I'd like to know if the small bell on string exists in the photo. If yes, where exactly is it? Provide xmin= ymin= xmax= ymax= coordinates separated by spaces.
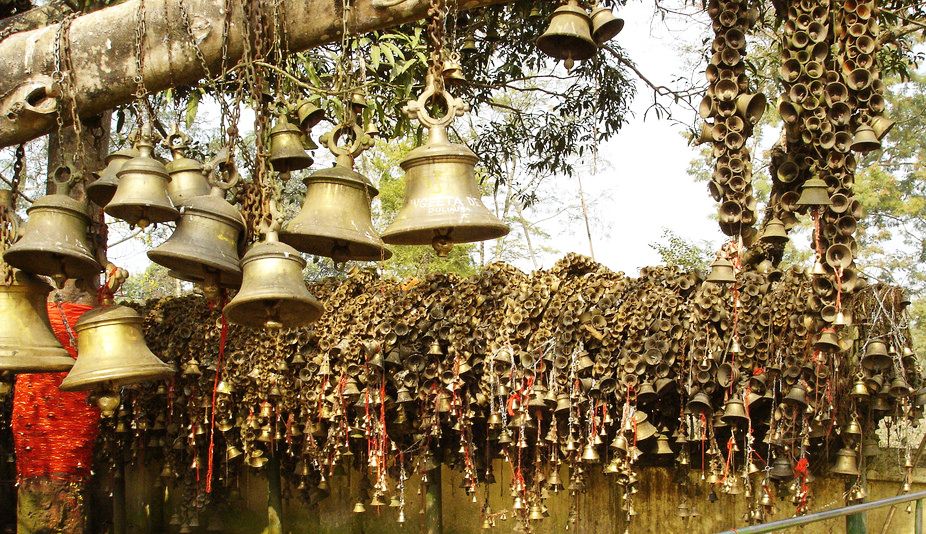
xmin=832 ymin=448 xmax=860 ymax=476
xmin=106 ymin=126 xmax=180 ymax=228
xmin=295 ymin=99 xmax=326 ymax=132
xmin=269 ymin=115 xmax=313 ymax=173
xmin=536 ymin=0 xmax=597 ymax=70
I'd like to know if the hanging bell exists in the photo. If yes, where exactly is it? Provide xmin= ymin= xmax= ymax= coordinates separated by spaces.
xmin=813 ymin=328 xmax=840 ymax=352
xmin=686 ymin=391 xmax=713 ymax=416
xmin=106 ymin=130 xmax=179 ymax=228
xmin=851 ymin=124 xmax=881 ymax=153
xmin=581 ymin=442 xmax=600 ymax=463
xmin=461 ymin=35 xmax=478 ymax=53
xmin=536 ymin=0 xmax=597 ymax=70
xmin=269 ymin=115 xmax=313 ymax=173
xmin=0 ymin=271 xmax=73 ymax=373
xmin=654 ymin=434 xmax=674 ymax=456
xmin=223 ymin=231 xmax=323 ymax=329
xmin=590 ymin=5 xmax=624 ymax=45
xmin=59 ymin=304 xmax=174 ymax=391
xmin=861 ymin=341 xmax=891 ymax=371
xmin=86 ymin=147 xmax=138 ymax=207
xmin=281 ymin=124 xmax=391 ymax=262
xmin=782 ymin=384 xmax=808 ymax=409
xmin=832 ymin=448 xmax=860 ymax=476
xmin=850 ymin=378 xmax=870 ymax=398
xmin=163 ymin=132 xmax=211 ymax=207
xmin=4 ymin=167 xmax=102 ymax=287
xmin=769 ymin=455 xmax=793 ymax=480
xmin=706 ymin=256 xmax=736 ymax=284
xmin=795 ymin=177 xmax=832 ymax=207
xmin=761 ymin=217 xmax=788 ymax=244
xmin=382 ymin=78 xmax=508 ymax=256
xmin=721 ymin=397 xmax=749 ymax=426
xmin=295 ymin=100 xmax=326 ymax=131
xmin=889 ymin=376 xmax=912 ymax=398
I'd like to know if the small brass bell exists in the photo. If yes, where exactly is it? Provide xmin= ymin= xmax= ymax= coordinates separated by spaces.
xmin=851 ymin=124 xmax=881 ymax=153
xmin=352 ymin=501 xmax=366 ymax=514
xmin=4 ymin=168 xmax=102 ymax=286
xmin=782 ymin=384 xmax=808 ymax=409
xmin=654 ymin=434 xmax=674 ymax=456
xmin=813 ymin=328 xmax=840 ymax=352
xmin=223 ymin=230 xmax=323 ymax=329
xmin=59 ymin=304 xmax=174 ymax=391
xmin=686 ymin=392 xmax=713 ymax=416
xmin=536 ymin=0 xmax=597 ymax=70
xmin=461 ymin=35 xmax=478 ymax=54
xmin=106 ymin=130 xmax=180 ymax=228
xmin=890 ymin=376 xmax=912 ymax=398
xmin=706 ymin=256 xmax=736 ymax=284
xmin=761 ymin=217 xmax=788 ymax=244
xmin=581 ymin=442 xmax=600 ymax=463
xmin=382 ymin=78 xmax=508 ymax=255
xmin=795 ymin=177 xmax=832 ymax=207
xmin=148 ymin=179 xmax=245 ymax=289
xmin=769 ymin=456 xmax=793 ymax=480
xmin=721 ymin=397 xmax=749 ymax=426
xmin=86 ymin=148 xmax=138 ymax=207
xmin=832 ymin=448 xmax=860 ymax=476
xmin=268 ymin=115 xmax=313 ymax=173
xmin=163 ymin=131 xmax=211 ymax=206
xmin=0 ymin=271 xmax=73 ymax=373
xmin=589 ymin=5 xmax=624 ymax=45
xmin=295 ymin=100 xmax=326 ymax=131
xmin=850 ymin=378 xmax=870 ymax=398
xmin=529 ymin=503 xmax=544 ymax=521
xmin=281 ymin=123 xmax=391 ymax=262
xmin=861 ymin=341 xmax=891 ymax=371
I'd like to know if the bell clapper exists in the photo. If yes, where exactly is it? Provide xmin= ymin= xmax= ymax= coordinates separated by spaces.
xmin=432 ymin=231 xmax=454 ymax=257
xmin=94 ymin=387 xmax=122 ymax=418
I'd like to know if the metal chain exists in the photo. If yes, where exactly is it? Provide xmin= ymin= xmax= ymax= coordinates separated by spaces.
xmin=53 ymin=292 xmax=79 ymax=349
xmin=58 ymin=15 xmax=86 ymax=173
xmin=426 ymin=0 xmax=448 ymax=92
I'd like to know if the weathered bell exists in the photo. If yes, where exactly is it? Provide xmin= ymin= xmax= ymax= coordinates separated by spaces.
xmin=851 ymin=124 xmax=881 ymax=153
xmin=86 ymin=148 xmax=138 ymax=207
xmin=861 ymin=341 xmax=891 ymax=371
xmin=4 ymin=169 xmax=102 ymax=287
xmin=890 ymin=376 xmax=912 ymax=398
xmin=536 ymin=0 xmax=597 ymax=70
xmin=633 ymin=411 xmax=658 ymax=441
xmin=382 ymin=84 xmax=508 ymax=256
xmin=269 ymin=115 xmax=313 ymax=173
xmin=706 ymin=256 xmax=736 ymax=284
xmin=686 ymin=391 xmax=713 ymax=416
xmin=813 ymin=328 xmax=840 ymax=352
xmin=281 ymin=151 xmax=391 ymax=262
xmin=761 ymin=217 xmax=789 ymax=244
xmin=581 ymin=442 xmax=600 ymax=463
xmin=164 ymin=135 xmax=211 ymax=207
xmin=850 ymin=378 xmax=870 ymax=398
xmin=106 ymin=133 xmax=180 ymax=228
xmin=295 ymin=100 xmax=326 ymax=131
xmin=654 ymin=434 xmax=673 ymax=456
xmin=148 ymin=186 xmax=245 ymax=289
xmin=832 ymin=448 xmax=860 ymax=476
xmin=0 ymin=271 xmax=73 ymax=372
xmin=590 ymin=5 xmax=624 ymax=45
xmin=782 ymin=384 xmax=807 ymax=409
xmin=59 ymin=304 xmax=174 ymax=391
xmin=769 ymin=455 xmax=793 ymax=480
xmin=795 ymin=177 xmax=832 ymax=207
xmin=871 ymin=116 xmax=895 ymax=141
xmin=637 ymin=381 xmax=656 ymax=404
xmin=721 ymin=397 xmax=749 ymax=426
xmin=223 ymin=231 xmax=323 ymax=329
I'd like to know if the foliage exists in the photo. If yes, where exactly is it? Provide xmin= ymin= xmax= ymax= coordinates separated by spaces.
xmin=119 ymin=263 xmax=180 ymax=302
xmin=649 ymin=228 xmax=712 ymax=273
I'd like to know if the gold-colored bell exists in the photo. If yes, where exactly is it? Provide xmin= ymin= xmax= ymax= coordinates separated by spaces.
xmin=890 ymin=376 xmax=912 ymax=398
xmin=721 ymin=397 xmax=749 ymax=426
xmin=382 ymin=77 xmax=508 ymax=256
xmin=529 ymin=503 xmax=544 ymax=521
xmin=761 ymin=217 xmax=788 ymax=244
xmin=581 ymin=442 xmax=600 ymax=463
xmin=536 ymin=0 xmax=597 ymax=70
xmin=281 ymin=122 xmax=391 ymax=262
xmin=268 ymin=115 xmax=313 ymax=173
xmin=825 ymin=243 xmax=853 ymax=270
xmin=832 ymin=448 xmax=860 ymax=476
xmin=0 ymin=271 xmax=73 ymax=373
xmin=223 ymin=230 xmax=323 ymax=329
xmin=589 ymin=5 xmax=624 ymax=45
xmin=795 ymin=177 xmax=832 ymax=207
xmin=163 ymin=131 xmax=211 ymax=207
xmin=59 ymin=304 xmax=174 ymax=391
xmin=654 ymin=433 xmax=674 ymax=455
xmin=86 ymin=148 xmax=138 ymax=207
xmin=861 ymin=341 xmax=891 ymax=371
xmin=686 ymin=391 xmax=713 ymax=416
xmin=706 ymin=256 xmax=736 ymax=284
xmin=871 ymin=115 xmax=895 ymax=141
xmin=4 ymin=167 xmax=102 ymax=286
xmin=782 ymin=384 xmax=807 ymax=409
xmin=851 ymin=124 xmax=881 ymax=153
xmin=850 ymin=378 xmax=870 ymax=398
xmin=148 ymin=173 xmax=245 ymax=289
xmin=106 ymin=130 xmax=180 ymax=228
xmin=295 ymin=99 xmax=326 ymax=131
xmin=813 ymin=328 xmax=840 ymax=352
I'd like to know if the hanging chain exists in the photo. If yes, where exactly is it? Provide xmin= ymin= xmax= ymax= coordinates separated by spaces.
xmin=133 ymin=0 xmax=151 ymax=134
xmin=51 ymin=14 xmax=86 ymax=172
xmin=426 ymin=0 xmax=448 ymax=92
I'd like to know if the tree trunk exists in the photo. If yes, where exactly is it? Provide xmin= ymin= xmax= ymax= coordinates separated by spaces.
xmin=0 ymin=0 xmax=512 ymax=148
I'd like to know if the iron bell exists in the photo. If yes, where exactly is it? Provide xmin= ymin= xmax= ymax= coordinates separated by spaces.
xmin=795 ymin=177 xmax=832 ymax=207
xmin=0 ymin=271 xmax=73 ymax=373
xmin=706 ymin=256 xmax=736 ymax=284
xmin=590 ymin=5 xmax=624 ymax=45
xmin=148 ymin=183 xmax=245 ymax=290
xmin=223 ymin=231 xmax=323 ymax=329
xmin=269 ymin=115 xmax=313 ymax=173
xmin=832 ymin=448 xmax=860 ymax=476
xmin=281 ymin=124 xmax=391 ymax=262
xmin=59 ymin=304 xmax=174 ymax=391
xmin=164 ymin=132 xmax=211 ymax=207
xmin=86 ymin=148 xmax=138 ymax=207
xmin=536 ymin=0 xmax=597 ymax=70
xmin=106 ymin=132 xmax=180 ymax=228
xmin=382 ymin=78 xmax=508 ymax=256
xmin=4 ymin=168 xmax=102 ymax=287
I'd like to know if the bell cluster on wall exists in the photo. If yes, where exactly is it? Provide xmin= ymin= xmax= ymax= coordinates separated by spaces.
xmin=70 ymin=253 xmax=920 ymax=530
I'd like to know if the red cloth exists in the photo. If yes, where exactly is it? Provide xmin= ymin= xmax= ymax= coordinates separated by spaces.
xmin=11 ymin=302 xmax=99 ymax=481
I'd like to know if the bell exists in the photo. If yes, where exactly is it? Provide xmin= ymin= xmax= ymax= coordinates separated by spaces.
xmin=832 ymin=448 xmax=860 ymax=476
xmin=148 ymin=185 xmax=245 ymax=289
xmin=4 ymin=175 xmax=101 ymax=288
xmin=295 ymin=100 xmax=326 ymax=131
xmin=851 ymin=124 xmax=881 ymax=153
xmin=769 ymin=455 xmax=793 ymax=480
xmin=581 ymin=442 xmax=600 ymax=463
xmin=736 ymin=93 xmax=767 ymax=125
xmin=269 ymin=115 xmax=313 ymax=173
xmin=461 ymin=35 xmax=478 ymax=53
xmin=825 ymin=243 xmax=853 ymax=270
xmin=654 ymin=433 xmax=673 ymax=456
xmin=381 ymin=82 xmax=508 ymax=256
xmin=871 ymin=116 xmax=895 ymax=141
xmin=105 ymin=131 xmax=180 ymax=228
xmin=397 ymin=510 xmax=406 ymax=524
xmin=59 ymin=304 xmax=174 ymax=391
xmin=796 ymin=177 xmax=832 ymax=207
xmin=281 ymin=135 xmax=391 ymax=261
xmin=529 ymin=503 xmax=544 ymax=521
xmin=761 ymin=217 xmax=788 ymax=244
xmin=890 ymin=376 xmax=912 ymax=398
xmin=782 ymin=384 xmax=807 ymax=409
xmin=843 ymin=417 xmax=863 ymax=438
xmin=706 ymin=256 xmax=736 ymax=284
xmin=862 ymin=341 xmax=891 ymax=371
xmin=686 ymin=391 xmax=713 ymax=416
xmin=86 ymin=148 xmax=138 ymax=207
xmin=353 ymin=501 xmax=366 ymax=514
xmin=721 ymin=397 xmax=749 ymax=426
xmin=589 ymin=5 xmax=624 ymax=45
xmin=0 ymin=271 xmax=73 ymax=372
xmin=223 ymin=231 xmax=323 ymax=329
xmin=535 ymin=0 xmax=597 ymax=70
xmin=813 ymin=328 xmax=840 ymax=352
xmin=163 ymin=132 xmax=211 ymax=207
xmin=850 ymin=379 xmax=870 ymax=398
xmin=633 ymin=411 xmax=658 ymax=441
xmin=636 ymin=381 xmax=656 ymax=404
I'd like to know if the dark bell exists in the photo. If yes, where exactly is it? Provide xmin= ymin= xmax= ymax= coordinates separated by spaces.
xmin=86 ymin=148 xmax=138 ymax=207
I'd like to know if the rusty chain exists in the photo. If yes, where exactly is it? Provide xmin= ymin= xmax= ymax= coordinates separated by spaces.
xmin=426 ymin=0 xmax=448 ymax=93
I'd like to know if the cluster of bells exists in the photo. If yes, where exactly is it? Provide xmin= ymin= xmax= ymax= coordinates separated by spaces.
xmin=535 ymin=0 xmax=624 ymax=70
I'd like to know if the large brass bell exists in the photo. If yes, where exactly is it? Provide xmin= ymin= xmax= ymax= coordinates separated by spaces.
xmin=0 ymin=271 xmax=73 ymax=372
xmin=223 ymin=230 xmax=323 ymax=329
xmin=832 ymin=448 xmax=860 ymax=476
xmin=4 ymin=167 xmax=101 ymax=287
xmin=148 ymin=153 xmax=246 ymax=290
xmin=796 ymin=177 xmax=832 ymax=207
xmin=59 ymin=303 xmax=174 ymax=391
xmin=86 ymin=147 xmax=138 ymax=207
xmin=536 ymin=0 xmax=597 ymax=70
xmin=706 ymin=256 xmax=736 ymax=284
xmin=105 ymin=128 xmax=180 ymax=228
xmin=382 ymin=77 xmax=508 ymax=256
xmin=281 ymin=122 xmax=391 ymax=262
xmin=761 ymin=217 xmax=788 ymax=244
xmin=163 ymin=130 xmax=211 ymax=207
xmin=861 ymin=341 xmax=891 ymax=371
xmin=589 ymin=4 xmax=624 ymax=45
xmin=269 ymin=115 xmax=313 ymax=173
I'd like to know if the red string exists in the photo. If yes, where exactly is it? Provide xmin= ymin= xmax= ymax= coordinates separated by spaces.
xmin=12 ymin=302 xmax=98 ymax=482
xmin=205 ymin=310 xmax=229 ymax=494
